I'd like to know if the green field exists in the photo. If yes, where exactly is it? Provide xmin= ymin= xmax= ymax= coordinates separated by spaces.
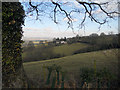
xmin=23 ymin=49 xmax=118 ymax=85
xmin=22 ymin=43 xmax=90 ymax=61
xmin=53 ymin=43 xmax=90 ymax=56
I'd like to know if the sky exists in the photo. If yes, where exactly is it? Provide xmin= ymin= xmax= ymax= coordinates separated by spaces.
xmin=20 ymin=0 xmax=119 ymax=39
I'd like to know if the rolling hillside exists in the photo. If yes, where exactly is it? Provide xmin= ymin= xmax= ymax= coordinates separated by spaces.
xmin=53 ymin=43 xmax=90 ymax=56
xmin=22 ymin=43 xmax=90 ymax=62
xmin=23 ymin=49 xmax=118 ymax=86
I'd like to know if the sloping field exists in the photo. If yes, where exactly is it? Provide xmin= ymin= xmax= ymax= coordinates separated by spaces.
xmin=23 ymin=49 xmax=118 ymax=82
xmin=53 ymin=43 xmax=90 ymax=56
xmin=22 ymin=43 xmax=90 ymax=61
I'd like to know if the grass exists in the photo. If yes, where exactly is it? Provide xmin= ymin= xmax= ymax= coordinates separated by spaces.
xmin=23 ymin=49 xmax=118 ymax=84
xmin=22 ymin=43 xmax=90 ymax=60
xmin=53 ymin=43 xmax=90 ymax=56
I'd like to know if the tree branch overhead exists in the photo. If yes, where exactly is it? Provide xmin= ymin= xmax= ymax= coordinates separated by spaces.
xmin=28 ymin=0 xmax=120 ymax=30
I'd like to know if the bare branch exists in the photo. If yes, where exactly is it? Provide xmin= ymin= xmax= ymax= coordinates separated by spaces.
xmin=76 ymin=0 xmax=120 ymax=25
xmin=53 ymin=4 xmax=58 ymax=24
xmin=27 ymin=0 xmax=120 ymax=31
xmin=79 ymin=11 xmax=87 ymax=29
xmin=29 ymin=0 xmax=43 ymax=20
xmin=51 ymin=0 xmax=73 ymax=29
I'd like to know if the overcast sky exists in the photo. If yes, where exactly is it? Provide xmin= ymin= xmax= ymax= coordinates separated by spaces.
xmin=21 ymin=0 xmax=118 ymax=38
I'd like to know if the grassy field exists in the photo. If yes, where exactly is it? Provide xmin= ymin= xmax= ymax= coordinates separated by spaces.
xmin=23 ymin=49 xmax=118 ymax=86
xmin=53 ymin=43 xmax=90 ymax=56
xmin=22 ymin=43 xmax=90 ymax=60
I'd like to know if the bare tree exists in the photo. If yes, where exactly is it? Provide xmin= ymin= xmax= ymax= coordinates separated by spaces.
xmin=23 ymin=0 xmax=119 ymax=31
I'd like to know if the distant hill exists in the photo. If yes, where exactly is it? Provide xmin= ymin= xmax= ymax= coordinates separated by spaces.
xmin=22 ymin=37 xmax=53 ymax=41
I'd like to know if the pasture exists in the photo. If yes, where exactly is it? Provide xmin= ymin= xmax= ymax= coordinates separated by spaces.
xmin=23 ymin=49 xmax=118 ymax=87
xmin=22 ymin=43 xmax=90 ymax=62
xmin=53 ymin=43 xmax=90 ymax=56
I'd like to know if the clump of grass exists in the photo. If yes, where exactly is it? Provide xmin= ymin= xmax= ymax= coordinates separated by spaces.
xmin=51 ymin=71 xmax=56 ymax=88
xmin=60 ymin=71 xmax=67 ymax=88
xmin=44 ymin=64 xmax=67 ymax=88
xmin=56 ymin=65 xmax=61 ymax=85
xmin=45 ymin=66 xmax=53 ymax=85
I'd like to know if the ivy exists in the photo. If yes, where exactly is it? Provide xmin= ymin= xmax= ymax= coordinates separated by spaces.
xmin=2 ymin=2 xmax=25 ymax=87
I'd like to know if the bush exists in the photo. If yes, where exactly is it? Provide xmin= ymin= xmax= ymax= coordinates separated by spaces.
xmin=80 ymin=68 xmax=94 ymax=83
xmin=79 ymin=67 xmax=117 ymax=88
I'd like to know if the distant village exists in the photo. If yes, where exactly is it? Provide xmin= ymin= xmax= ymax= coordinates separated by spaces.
xmin=22 ymin=37 xmax=68 ymax=47
xmin=22 ymin=32 xmax=118 ymax=47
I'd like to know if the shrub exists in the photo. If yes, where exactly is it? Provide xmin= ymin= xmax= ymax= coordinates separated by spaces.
xmin=79 ymin=67 xmax=116 ymax=88
xmin=80 ymin=68 xmax=94 ymax=83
